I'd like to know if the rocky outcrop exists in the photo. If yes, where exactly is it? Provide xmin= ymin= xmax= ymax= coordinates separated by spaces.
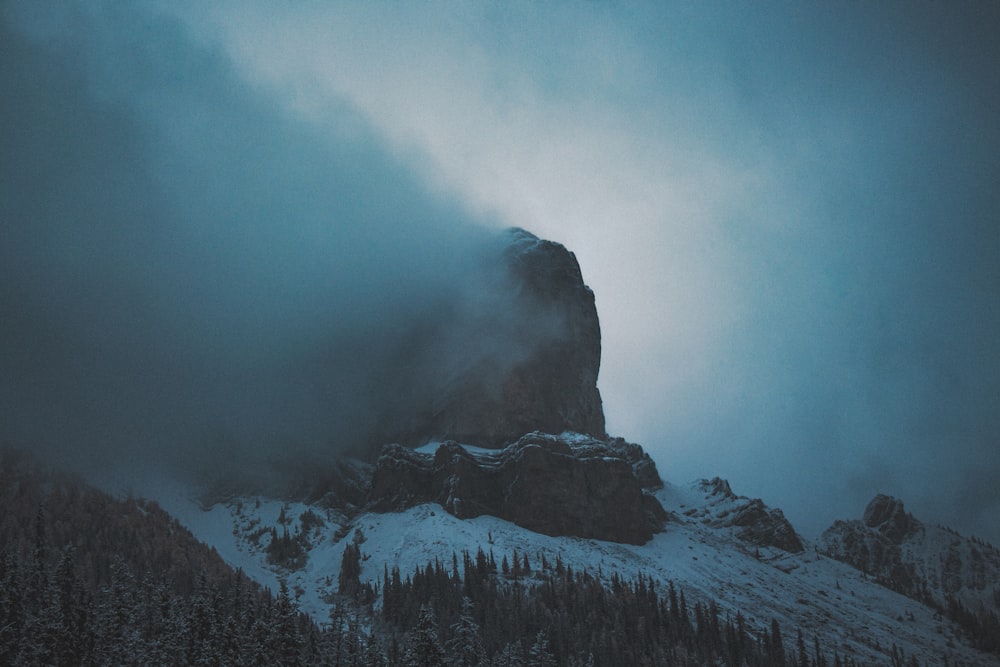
xmin=418 ymin=228 xmax=605 ymax=447
xmin=862 ymin=493 xmax=919 ymax=543
xmin=821 ymin=495 xmax=1000 ymax=616
xmin=821 ymin=495 xmax=925 ymax=599
xmin=684 ymin=478 xmax=804 ymax=553
xmin=368 ymin=432 xmax=665 ymax=544
xmin=611 ymin=439 xmax=663 ymax=488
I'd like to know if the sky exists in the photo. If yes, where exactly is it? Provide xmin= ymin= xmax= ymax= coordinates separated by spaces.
xmin=2 ymin=1 xmax=998 ymax=543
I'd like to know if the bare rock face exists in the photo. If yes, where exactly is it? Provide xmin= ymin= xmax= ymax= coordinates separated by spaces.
xmin=821 ymin=516 xmax=920 ymax=600
xmin=821 ymin=495 xmax=1000 ymax=617
xmin=684 ymin=478 xmax=805 ymax=553
xmin=368 ymin=432 xmax=665 ymax=545
xmin=821 ymin=495 xmax=923 ymax=597
xmin=862 ymin=493 xmax=919 ymax=543
xmin=421 ymin=228 xmax=606 ymax=447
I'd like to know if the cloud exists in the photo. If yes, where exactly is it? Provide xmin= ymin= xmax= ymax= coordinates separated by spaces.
xmin=173 ymin=0 xmax=766 ymax=445
xmin=3 ymin=1 xmax=998 ymax=544
xmin=170 ymin=1 xmax=1000 ymax=542
xmin=0 ymin=1 xmax=558 ymax=479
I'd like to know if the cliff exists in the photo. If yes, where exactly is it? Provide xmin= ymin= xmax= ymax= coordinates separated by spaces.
xmin=368 ymin=432 xmax=665 ymax=545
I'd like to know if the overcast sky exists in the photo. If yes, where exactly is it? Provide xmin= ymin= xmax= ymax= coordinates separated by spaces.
xmin=2 ymin=1 xmax=998 ymax=542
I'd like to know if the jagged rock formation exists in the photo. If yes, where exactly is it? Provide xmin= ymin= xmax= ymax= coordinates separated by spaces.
xmin=368 ymin=432 xmax=665 ymax=544
xmin=821 ymin=495 xmax=1000 ymax=615
xmin=418 ymin=228 xmax=606 ymax=447
xmin=680 ymin=478 xmax=804 ymax=553
xmin=862 ymin=493 xmax=921 ymax=543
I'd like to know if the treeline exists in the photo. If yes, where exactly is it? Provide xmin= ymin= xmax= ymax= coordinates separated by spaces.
xmin=0 ymin=451 xmax=236 ymax=595
xmin=0 ymin=448 xmax=334 ymax=665
xmin=0 ymin=546 xmax=329 ymax=666
xmin=371 ymin=547 xmax=926 ymax=667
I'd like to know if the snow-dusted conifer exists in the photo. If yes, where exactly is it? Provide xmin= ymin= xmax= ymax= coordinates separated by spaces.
xmin=445 ymin=597 xmax=483 ymax=667
xmin=275 ymin=579 xmax=304 ymax=666
xmin=339 ymin=542 xmax=362 ymax=596
xmin=493 ymin=641 xmax=524 ymax=667
xmin=404 ymin=604 xmax=443 ymax=667
xmin=527 ymin=630 xmax=556 ymax=667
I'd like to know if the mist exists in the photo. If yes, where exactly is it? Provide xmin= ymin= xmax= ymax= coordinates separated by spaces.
xmin=162 ymin=1 xmax=1000 ymax=543
xmin=0 ymin=1 xmax=555 ymax=481
xmin=3 ymin=1 xmax=999 ymax=546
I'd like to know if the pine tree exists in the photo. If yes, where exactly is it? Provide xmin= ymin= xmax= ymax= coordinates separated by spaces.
xmin=797 ymin=626 xmax=809 ymax=667
xmin=814 ymin=635 xmax=826 ymax=667
xmin=32 ymin=505 xmax=48 ymax=595
xmin=339 ymin=542 xmax=362 ymax=597
xmin=527 ymin=630 xmax=557 ymax=667
xmin=96 ymin=557 xmax=143 ymax=666
xmin=0 ymin=549 xmax=23 ymax=663
xmin=404 ymin=604 xmax=444 ymax=667
xmin=769 ymin=618 xmax=786 ymax=667
xmin=361 ymin=629 xmax=386 ymax=667
xmin=344 ymin=614 xmax=362 ymax=665
xmin=445 ymin=597 xmax=484 ymax=667
xmin=51 ymin=547 xmax=91 ymax=666
xmin=275 ymin=579 xmax=303 ymax=666
xmin=493 ymin=641 xmax=524 ymax=667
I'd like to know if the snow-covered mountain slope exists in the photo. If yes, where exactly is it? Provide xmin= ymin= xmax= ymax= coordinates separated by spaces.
xmin=115 ymin=439 xmax=998 ymax=667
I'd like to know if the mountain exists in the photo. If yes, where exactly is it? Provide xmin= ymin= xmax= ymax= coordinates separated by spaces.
xmin=10 ymin=433 xmax=999 ymax=665
xmin=821 ymin=494 xmax=1000 ymax=654
xmin=7 ymin=228 xmax=999 ymax=665
xmin=114 ymin=432 xmax=997 ymax=667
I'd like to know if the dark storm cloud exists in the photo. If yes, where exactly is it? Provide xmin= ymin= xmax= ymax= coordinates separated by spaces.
xmin=0 ymin=1 xmax=540 ymax=478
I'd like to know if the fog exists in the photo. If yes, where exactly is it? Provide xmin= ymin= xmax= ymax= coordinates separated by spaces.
xmin=3 ymin=1 xmax=999 ymax=544
xmin=0 ymin=2 xmax=561 ymax=480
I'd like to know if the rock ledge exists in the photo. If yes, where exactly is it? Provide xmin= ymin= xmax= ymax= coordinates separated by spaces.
xmin=368 ymin=432 xmax=665 ymax=545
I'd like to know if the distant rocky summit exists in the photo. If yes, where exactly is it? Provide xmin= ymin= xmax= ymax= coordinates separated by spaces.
xmin=417 ymin=228 xmax=606 ymax=446
xmin=821 ymin=494 xmax=1000 ymax=616
xmin=861 ymin=493 xmax=921 ymax=542
xmin=681 ymin=477 xmax=804 ymax=553
xmin=368 ymin=432 xmax=665 ymax=545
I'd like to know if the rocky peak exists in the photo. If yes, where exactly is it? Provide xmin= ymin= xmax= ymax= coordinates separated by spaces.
xmin=368 ymin=432 xmax=665 ymax=545
xmin=862 ymin=494 xmax=919 ymax=542
xmin=421 ymin=228 xmax=605 ymax=447
xmin=687 ymin=478 xmax=804 ymax=553
xmin=821 ymin=495 xmax=1000 ymax=626
xmin=704 ymin=477 xmax=735 ymax=499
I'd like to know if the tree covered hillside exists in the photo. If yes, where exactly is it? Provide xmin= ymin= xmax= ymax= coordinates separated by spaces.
xmin=0 ymin=449 xmax=325 ymax=665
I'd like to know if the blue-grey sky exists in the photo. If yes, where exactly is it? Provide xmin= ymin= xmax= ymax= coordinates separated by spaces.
xmin=2 ymin=1 xmax=998 ymax=543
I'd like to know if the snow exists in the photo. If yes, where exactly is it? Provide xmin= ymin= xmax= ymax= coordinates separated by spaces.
xmin=93 ymin=458 xmax=997 ymax=666
xmin=413 ymin=441 xmax=499 ymax=458
xmin=822 ymin=510 xmax=1000 ymax=616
